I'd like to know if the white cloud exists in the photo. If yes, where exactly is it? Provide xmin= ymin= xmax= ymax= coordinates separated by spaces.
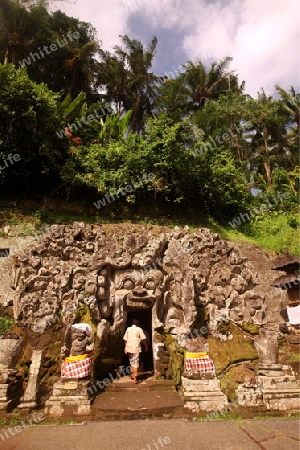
xmin=179 ymin=0 xmax=300 ymax=96
xmin=51 ymin=0 xmax=131 ymax=50
xmin=53 ymin=0 xmax=300 ymax=97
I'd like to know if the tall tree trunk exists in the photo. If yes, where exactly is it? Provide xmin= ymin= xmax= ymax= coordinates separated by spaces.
xmin=263 ymin=126 xmax=272 ymax=186
xmin=4 ymin=49 xmax=9 ymax=65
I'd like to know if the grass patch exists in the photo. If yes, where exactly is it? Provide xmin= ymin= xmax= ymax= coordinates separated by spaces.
xmin=195 ymin=408 xmax=242 ymax=421
xmin=0 ymin=203 xmax=298 ymax=255
xmin=249 ymin=215 xmax=299 ymax=255
xmin=208 ymin=213 xmax=299 ymax=256
xmin=0 ymin=316 xmax=14 ymax=335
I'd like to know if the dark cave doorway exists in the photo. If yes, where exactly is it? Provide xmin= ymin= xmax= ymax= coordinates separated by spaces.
xmin=123 ymin=309 xmax=154 ymax=374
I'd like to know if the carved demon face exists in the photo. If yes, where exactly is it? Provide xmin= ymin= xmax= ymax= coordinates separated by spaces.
xmin=114 ymin=268 xmax=164 ymax=309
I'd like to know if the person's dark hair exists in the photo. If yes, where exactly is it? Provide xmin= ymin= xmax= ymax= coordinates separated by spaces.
xmin=132 ymin=319 xmax=139 ymax=326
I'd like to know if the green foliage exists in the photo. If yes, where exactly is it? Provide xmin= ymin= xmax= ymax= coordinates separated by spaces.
xmin=0 ymin=316 xmax=14 ymax=335
xmin=0 ymin=0 xmax=50 ymax=66
xmin=198 ymin=148 xmax=251 ymax=220
xmin=243 ymin=213 xmax=299 ymax=255
xmin=88 ymin=110 xmax=132 ymax=144
xmin=0 ymin=1 xmax=100 ymax=97
xmin=62 ymin=113 xmax=250 ymax=220
xmin=158 ymin=57 xmax=242 ymax=120
xmin=98 ymin=35 xmax=159 ymax=132
xmin=0 ymin=4 xmax=298 ymax=235
xmin=58 ymin=91 xmax=87 ymax=123
xmin=0 ymin=64 xmax=68 ymax=190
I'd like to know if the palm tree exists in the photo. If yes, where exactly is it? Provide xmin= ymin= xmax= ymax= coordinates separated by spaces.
xmin=158 ymin=57 xmax=244 ymax=119
xmin=97 ymin=51 xmax=128 ymax=113
xmin=275 ymin=85 xmax=299 ymax=168
xmin=33 ymin=12 xmax=100 ymax=99
xmin=0 ymin=0 xmax=48 ymax=65
xmin=245 ymin=90 xmax=288 ymax=188
xmin=275 ymin=85 xmax=300 ymax=126
xmin=98 ymin=35 xmax=160 ymax=132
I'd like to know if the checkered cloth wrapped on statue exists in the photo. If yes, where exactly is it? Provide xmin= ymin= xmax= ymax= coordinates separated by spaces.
xmin=61 ymin=353 xmax=93 ymax=379
xmin=61 ymin=323 xmax=94 ymax=380
xmin=184 ymin=351 xmax=215 ymax=374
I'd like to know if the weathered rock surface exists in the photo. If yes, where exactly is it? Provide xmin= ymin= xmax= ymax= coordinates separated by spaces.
xmin=10 ymin=223 xmax=266 ymax=337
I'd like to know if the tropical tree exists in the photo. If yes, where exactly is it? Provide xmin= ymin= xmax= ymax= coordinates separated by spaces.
xmin=26 ymin=10 xmax=101 ymax=99
xmin=0 ymin=2 xmax=100 ymax=99
xmin=158 ymin=57 xmax=244 ymax=119
xmin=57 ymin=91 xmax=87 ymax=124
xmin=275 ymin=85 xmax=299 ymax=165
xmin=98 ymin=35 xmax=160 ymax=132
xmin=244 ymin=90 xmax=289 ymax=189
xmin=0 ymin=64 xmax=68 ymax=191
xmin=0 ymin=0 xmax=49 ymax=65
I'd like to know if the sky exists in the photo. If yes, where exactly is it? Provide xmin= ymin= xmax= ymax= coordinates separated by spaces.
xmin=51 ymin=0 xmax=300 ymax=97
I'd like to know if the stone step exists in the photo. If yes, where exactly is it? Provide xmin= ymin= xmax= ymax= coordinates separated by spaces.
xmin=94 ymin=406 xmax=187 ymax=421
xmin=93 ymin=390 xmax=189 ymax=421
xmin=105 ymin=376 xmax=176 ymax=392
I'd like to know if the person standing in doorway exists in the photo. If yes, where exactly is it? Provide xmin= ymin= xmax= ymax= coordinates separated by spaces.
xmin=123 ymin=319 xmax=148 ymax=384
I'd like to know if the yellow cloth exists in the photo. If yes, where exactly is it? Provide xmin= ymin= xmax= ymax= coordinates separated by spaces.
xmin=185 ymin=351 xmax=207 ymax=358
xmin=64 ymin=353 xmax=92 ymax=363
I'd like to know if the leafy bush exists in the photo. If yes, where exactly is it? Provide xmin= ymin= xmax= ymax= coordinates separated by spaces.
xmin=62 ymin=114 xmax=251 ymax=220
xmin=0 ymin=64 xmax=68 ymax=190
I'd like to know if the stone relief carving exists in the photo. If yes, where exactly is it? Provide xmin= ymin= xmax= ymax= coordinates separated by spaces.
xmin=11 ymin=224 xmax=266 ymax=336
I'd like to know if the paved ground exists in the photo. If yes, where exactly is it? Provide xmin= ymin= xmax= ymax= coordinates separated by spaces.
xmin=0 ymin=418 xmax=299 ymax=450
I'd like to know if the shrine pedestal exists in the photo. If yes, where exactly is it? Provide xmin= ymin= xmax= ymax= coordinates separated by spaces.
xmin=0 ymin=369 xmax=22 ymax=411
xmin=181 ymin=376 xmax=228 ymax=412
xmin=237 ymin=364 xmax=300 ymax=411
xmin=45 ymin=380 xmax=92 ymax=416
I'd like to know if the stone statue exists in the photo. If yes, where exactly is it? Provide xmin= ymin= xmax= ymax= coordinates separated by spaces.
xmin=254 ymin=329 xmax=278 ymax=365
xmin=61 ymin=323 xmax=94 ymax=381
xmin=182 ymin=336 xmax=215 ymax=379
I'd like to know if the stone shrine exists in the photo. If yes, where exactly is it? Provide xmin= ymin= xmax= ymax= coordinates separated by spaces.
xmin=236 ymin=256 xmax=300 ymax=411
xmin=11 ymin=223 xmax=265 ymax=382
xmin=45 ymin=323 xmax=94 ymax=416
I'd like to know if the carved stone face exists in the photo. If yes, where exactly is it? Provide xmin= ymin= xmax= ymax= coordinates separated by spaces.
xmin=70 ymin=328 xmax=88 ymax=356
xmin=72 ymin=272 xmax=86 ymax=290
xmin=114 ymin=268 xmax=164 ymax=309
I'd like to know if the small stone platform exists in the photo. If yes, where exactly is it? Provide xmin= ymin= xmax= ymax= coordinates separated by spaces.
xmin=45 ymin=380 xmax=92 ymax=417
xmin=181 ymin=376 xmax=228 ymax=412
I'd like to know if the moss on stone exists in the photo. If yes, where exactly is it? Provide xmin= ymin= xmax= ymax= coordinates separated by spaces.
xmin=208 ymin=323 xmax=258 ymax=375
xmin=160 ymin=331 xmax=184 ymax=385
xmin=74 ymin=302 xmax=97 ymax=335
xmin=239 ymin=322 xmax=260 ymax=335
xmin=219 ymin=364 xmax=257 ymax=401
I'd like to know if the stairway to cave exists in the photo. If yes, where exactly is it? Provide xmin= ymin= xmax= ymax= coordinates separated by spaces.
xmin=92 ymin=374 xmax=191 ymax=420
